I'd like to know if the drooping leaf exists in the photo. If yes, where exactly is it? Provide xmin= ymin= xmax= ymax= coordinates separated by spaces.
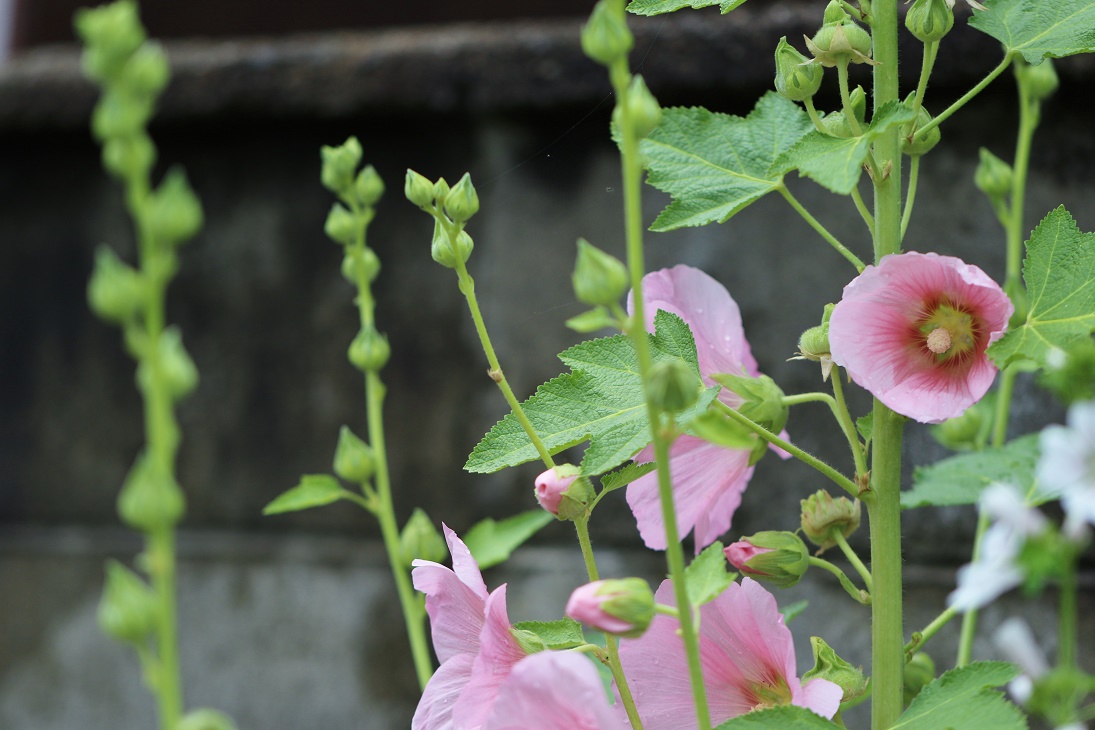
xmin=779 ymin=599 xmax=808 ymax=623
xmin=970 ymin=0 xmax=1095 ymax=64
xmin=627 ymin=0 xmax=747 ymax=15
xmin=771 ymin=100 xmax=916 ymax=195
xmin=890 ymin=661 xmax=1025 ymax=730
xmin=902 ymin=434 xmax=1049 ymax=509
xmin=511 ymin=618 xmax=587 ymax=650
xmin=463 ymin=510 xmax=554 ymax=570
xmin=988 ymin=206 xmax=1095 ymax=368
xmin=640 ymin=93 xmax=813 ymax=231
xmin=466 ymin=311 xmax=718 ymax=476
xmin=599 ymin=461 xmax=657 ymax=493
xmin=262 ymin=474 xmax=359 ymax=515
xmin=714 ymin=704 xmax=843 ymax=729
xmin=684 ymin=541 xmax=736 ymax=608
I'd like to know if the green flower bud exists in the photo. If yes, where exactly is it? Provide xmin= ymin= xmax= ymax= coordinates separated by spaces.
xmin=348 ymin=325 xmax=390 ymax=372
xmin=646 ymin=358 xmax=701 ymax=413
xmin=353 ymin=164 xmax=385 ymax=207
xmin=443 ymin=172 xmax=480 ymax=223
xmin=903 ymin=652 xmax=936 ymax=706
xmin=341 ymin=247 xmax=381 ymax=285
xmin=724 ymin=531 xmax=810 ymax=588
xmin=615 ymin=75 xmax=662 ymax=138
xmin=74 ymin=0 xmax=146 ymax=81
xmin=431 ymin=220 xmax=474 ymax=269
xmin=333 ymin=425 xmax=376 ymax=483
xmin=320 ymin=137 xmax=363 ymax=195
xmin=91 ymin=91 xmax=153 ymax=141
xmin=565 ymin=578 xmax=655 ymax=638
xmin=800 ymin=490 xmax=861 ymax=551
xmin=510 ymin=627 xmax=549 ymax=655
xmin=711 ymin=372 xmax=787 ymax=465
xmin=931 ymin=400 xmax=987 ymax=451
xmin=117 ymin=452 xmax=186 ymax=531
xmin=822 ymin=0 xmax=849 ymax=25
xmin=821 ymin=110 xmax=856 ymax=139
xmin=803 ymin=636 xmax=869 ymax=704
xmin=774 ymin=37 xmax=823 ymax=102
xmin=805 ymin=20 xmax=876 ymax=68
xmin=102 ymin=133 xmax=156 ymax=181
xmin=572 ymin=238 xmax=628 ymax=306
xmin=116 ymin=43 xmax=170 ymax=96
xmin=404 ymin=168 xmax=435 ymax=208
xmin=137 ymin=326 xmax=199 ymax=400
xmin=905 ymin=0 xmax=954 ymax=43
xmin=901 ymin=95 xmax=941 ymax=157
xmin=432 ymin=177 xmax=451 ymax=202
xmin=399 ymin=508 xmax=447 ymax=568
xmin=581 ymin=0 xmax=634 ymax=66
xmin=324 ymin=203 xmax=358 ymax=246
xmin=147 ymin=168 xmax=203 ymax=246
xmin=1015 ymin=57 xmax=1059 ymax=102
xmin=974 ymin=147 xmax=1013 ymax=202
xmin=98 ymin=560 xmax=157 ymax=644
xmin=176 ymin=709 xmax=239 ymax=730
xmin=88 ymin=246 xmax=146 ymax=323
xmin=797 ymin=324 xmax=831 ymax=362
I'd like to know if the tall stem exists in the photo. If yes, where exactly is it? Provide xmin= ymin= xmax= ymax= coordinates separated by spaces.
xmin=869 ymin=3 xmax=906 ymax=728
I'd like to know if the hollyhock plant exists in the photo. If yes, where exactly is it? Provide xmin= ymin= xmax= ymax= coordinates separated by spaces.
xmin=617 ymin=577 xmax=842 ymax=727
xmin=829 ymin=252 xmax=1013 ymax=424
xmin=1037 ymin=399 xmax=1095 ymax=539
xmin=627 ymin=265 xmax=782 ymax=552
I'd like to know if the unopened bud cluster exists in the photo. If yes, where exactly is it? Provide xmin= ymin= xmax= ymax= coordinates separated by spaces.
xmin=405 ymin=169 xmax=478 ymax=269
xmin=800 ymin=490 xmax=861 ymax=552
xmin=805 ymin=1 xmax=876 ymax=68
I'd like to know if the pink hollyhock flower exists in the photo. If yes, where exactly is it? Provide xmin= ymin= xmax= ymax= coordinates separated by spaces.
xmin=627 ymin=265 xmax=783 ymax=552
xmin=829 ymin=252 xmax=1012 ymax=424
xmin=618 ymin=577 xmax=842 ymax=727
xmin=482 ymin=651 xmax=628 ymax=730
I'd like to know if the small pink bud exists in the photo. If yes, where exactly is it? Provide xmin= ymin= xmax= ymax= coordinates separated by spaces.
xmin=566 ymin=578 xmax=654 ymax=638
xmin=724 ymin=541 xmax=773 ymax=570
xmin=534 ymin=466 xmax=578 ymax=516
xmin=723 ymin=531 xmax=810 ymax=588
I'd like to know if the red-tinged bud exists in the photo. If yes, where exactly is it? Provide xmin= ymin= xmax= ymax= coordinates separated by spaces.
xmin=565 ymin=578 xmax=654 ymax=638
xmin=534 ymin=464 xmax=594 ymax=521
xmin=724 ymin=531 xmax=810 ymax=588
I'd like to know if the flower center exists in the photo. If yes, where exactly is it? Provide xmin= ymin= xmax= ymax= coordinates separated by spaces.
xmin=747 ymin=673 xmax=794 ymax=711
xmin=918 ymin=304 xmax=979 ymax=362
xmin=925 ymin=327 xmax=952 ymax=354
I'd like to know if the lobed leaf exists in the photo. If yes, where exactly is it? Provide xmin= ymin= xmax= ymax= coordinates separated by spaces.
xmin=640 ymin=93 xmax=813 ymax=231
xmin=627 ymin=0 xmax=747 ymax=15
xmin=463 ymin=510 xmax=554 ymax=570
xmin=599 ymin=461 xmax=657 ymax=493
xmin=684 ymin=541 xmax=736 ymax=608
xmin=890 ymin=661 xmax=1025 ymax=730
xmin=902 ymin=434 xmax=1049 ymax=509
xmin=988 ymin=206 xmax=1095 ymax=368
xmin=714 ymin=705 xmax=843 ymax=729
xmin=971 ymin=0 xmax=1095 ymax=64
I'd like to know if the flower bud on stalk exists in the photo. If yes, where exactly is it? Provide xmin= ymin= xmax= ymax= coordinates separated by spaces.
xmin=646 ymin=358 xmax=701 ymax=413
xmin=534 ymin=464 xmax=594 ymax=520
xmin=932 ymin=401 xmax=986 ymax=451
xmin=333 ymin=425 xmax=376 ymax=483
xmin=774 ymin=37 xmax=823 ymax=102
xmin=404 ymin=169 xmax=435 ymax=209
xmin=341 ymin=247 xmax=381 ymax=285
xmin=147 ymin=168 xmax=204 ymax=247
xmin=901 ymin=94 xmax=941 ymax=157
xmin=353 ymin=164 xmax=385 ymax=207
xmin=115 ymin=43 xmax=170 ymax=96
xmin=805 ymin=3 xmax=876 ymax=68
xmin=102 ymin=133 xmax=156 ymax=181
xmin=1015 ymin=57 xmax=1059 ymax=103
xmin=443 ymin=172 xmax=480 ymax=223
xmin=974 ymin=147 xmax=1013 ymax=202
xmin=581 ymin=0 xmax=634 ymax=66
xmin=724 ymin=531 xmax=810 ymax=588
xmin=803 ymin=636 xmax=868 ymax=704
xmin=800 ymin=490 xmax=861 ymax=552
xmin=572 ymin=238 xmax=628 ymax=306
xmin=565 ymin=578 xmax=655 ymax=638
xmin=431 ymin=220 xmax=474 ymax=269
xmin=399 ymin=508 xmax=447 ymax=567
xmin=320 ymin=137 xmax=363 ymax=195
xmin=98 ymin=560 xmax=158 ymax=644
xmin=88 ymin=246 xmax=147 ymax=323
xmin=74 ymin=0 xmax=147 ymax=82
xmin=820 ymin=86 xmax=867 ymax=138
xmin=325 ymin=203 xmax=357 ymax=246
xmin=905 ymin=0 xmax=954 ymax=44
xmin=613 ymin=75 xmax=662 ymax=138
xmin=348 ymin=325 xmax=391 ymax=372
xmin=117 ymin=453 xmax=186 ymax=532
xmin=91 ymin=91 xmax=153 ymax=141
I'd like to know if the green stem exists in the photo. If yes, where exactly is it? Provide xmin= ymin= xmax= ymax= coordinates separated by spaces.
xmin=149 ymin=528 xmax=182 ymax=728
xmin=782 ymin=389 xmax=867 ymax=478
xmin=837 ymin=61 xmax=865 ymax=136
xmin=911 ymin=41 xmax=939 ymax=122
xmin=831 ymin=368 xmax=870 ymax=478
xmin=714 ymin=400 xmax=859 ymax=497
xmin=832 ymin=530 xmax=873 ymax=592
xmin=1006 ymin=67 xmax=1038 ymax=294
xmin=955 ymin=511 xmax=989 ymax=667
xmin=804 ymin=98 xmax=830 ymax=134
xmin=904 ymin=605 xmax=959 ymax=659
xmin=778 ymin=185 xmax=866 ymax=272
xmin=1059 ymin=549 xmax=1079 ymax=672
xmin=611 ymin=34 xmax=711 ymax=729
xmin=914 ymin=53 xmax=1014 ymax=142
xmin=851 ymin=184 xmax=876 ymax=239
xmin=900 ymin=155 xmax=920 ymax=241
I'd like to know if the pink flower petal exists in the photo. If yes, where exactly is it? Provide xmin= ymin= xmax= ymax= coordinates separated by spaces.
xmin=412 ymin=653 xmax=476 ymax=730
xmin=797 ymin=677 xmax=844 ymax=718
xmin=451 ymin=585 xmax=527 ymax=729
xmin=411 ymin=526 xmax=489 ymax=663
xmin=483 ymin=652 xmax=627 ymax=730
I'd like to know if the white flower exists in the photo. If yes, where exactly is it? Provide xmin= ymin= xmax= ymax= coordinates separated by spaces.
xmin=945 ymin=0 xmax=988 ymax=11
xmin=1037 ymin=400 xmax=1095 ymax=540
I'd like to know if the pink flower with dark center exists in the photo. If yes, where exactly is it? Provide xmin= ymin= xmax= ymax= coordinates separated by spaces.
xmin=627 ymin=265 xmax=783 ymax=552
xmin=617 ymin=578 xmax=842 ymax=727
xmin=829 ymin=252 xmax=1012 ymax=424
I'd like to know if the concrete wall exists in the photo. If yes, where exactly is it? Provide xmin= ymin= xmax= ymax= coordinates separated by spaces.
xmin=0 ymin=4 xmax=1092 ymax=728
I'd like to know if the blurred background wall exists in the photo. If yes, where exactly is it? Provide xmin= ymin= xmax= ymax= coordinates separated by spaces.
xmin=0 ymin=1 xmax=1092 ymax=727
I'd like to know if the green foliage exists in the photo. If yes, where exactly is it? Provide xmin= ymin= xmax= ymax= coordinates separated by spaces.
xmin=466 ymin=311 xmax=718 ymax=476
xmin=463 ymin=510 xmax=554 ymax=570
xmin=971 ymin=0 xmax=1095 ymax=64
xmin=713 ymin=704 xmax=842 ymax=729
xmin=684 ymin=541 xmax=736 ymax=608
xmin=176 ymin=709 xmax=238 ymax=730
xmin=627 ymin=0 xmax=747 ymax=15
xmin=903 ymin=434 xmax=1045 ymax=509
xmin=511 ymin=618 xmax=587 ymax=649
xmin=989 ymin=206 xmax=1095 ymax=368
xmin=263 ymin=474 xmax=359 ymax=515
xmin=599 ymin=461 xmax=657 ymax=493
xmin=640 ymin=93 xmax=812 ymax=231
xmin=772 ymin=101 xmax=917 ymax=195
xmin=779 ymin=599 xmax=808 ymax=623
xmin=890 ymin=661 xmax=1025 ymax=730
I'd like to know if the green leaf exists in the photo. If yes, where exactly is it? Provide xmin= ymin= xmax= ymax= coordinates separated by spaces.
xmin=687 ymin=409 xmax=756 ymax=449
xmin=714 ymin=705 xmax=842 ymax=729
xmin=771 ymin=100 xmax=916 ymax=195
xmin=566 ymin=307 xmax=616 ymax=333
xmin=463 ymin=510 xmax=554 ymax=570
xmin=779 ymin=599 xmax=808 ymax=623
xmin=599 ymin=461 xmax=657 ymax=493
xmin=627 ymin=0 xmax=747 ymax=15
xmin=903 ymin=434 xmax=1049 ymax=509
xmin=684 ymin=541 xmax=736 ymax=608
xmin=466 ymin=310 xmax=718 ymax=476
xmin=512 ymin=618 xmax=586 ymax=650
xmin=856 ymin=412 xmax=874 ymax=447
xmin=988 ymin=206 xmax=1095 ymax=368
xmin=971 ymin=0 xmax=1095 ymax=64
xmin=891 ymin=661 xmax=1025 ymax=730
xmin=640 ymin=93 xmax=813 ymax=231
xmin=262 ymin=474 xmax=359 ymax=515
